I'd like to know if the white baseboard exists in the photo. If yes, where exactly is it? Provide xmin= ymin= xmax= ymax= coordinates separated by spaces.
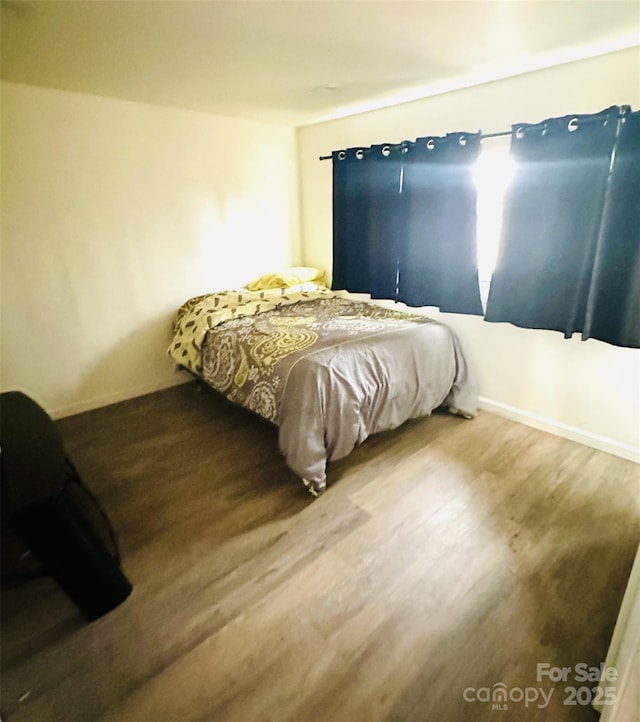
xmin=479 ymin=396 xmax=640 ymax=464
xmin=49 ymin=377 xmax=190 ymax=420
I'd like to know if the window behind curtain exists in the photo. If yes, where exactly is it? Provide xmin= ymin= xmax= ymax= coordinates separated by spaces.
xmin=473 ymin=140 xmax=514 ymax=311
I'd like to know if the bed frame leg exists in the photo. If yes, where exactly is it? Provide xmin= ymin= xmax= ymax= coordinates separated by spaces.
xmin=448 ymin=406 xmax=474 ymax=420
xmin=302 ymin=479 xmax=326 ymax=498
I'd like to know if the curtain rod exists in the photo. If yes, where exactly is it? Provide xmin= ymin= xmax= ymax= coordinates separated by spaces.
xmin=318 ymin=106 xmax=632 ymax=161
xmin=318 ymin=129 xmax=511 ymax=161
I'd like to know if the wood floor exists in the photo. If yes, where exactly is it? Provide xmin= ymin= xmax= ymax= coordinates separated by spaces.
xmin=1 ymin=382 xmax=638 ymax=722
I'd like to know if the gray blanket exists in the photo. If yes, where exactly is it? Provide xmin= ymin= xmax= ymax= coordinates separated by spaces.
xmin=200 ymin=297 xmax=477 ymax=494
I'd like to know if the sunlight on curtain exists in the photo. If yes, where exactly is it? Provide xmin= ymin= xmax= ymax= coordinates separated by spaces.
xmin=473 ymin=143 xmax=515 ymax=310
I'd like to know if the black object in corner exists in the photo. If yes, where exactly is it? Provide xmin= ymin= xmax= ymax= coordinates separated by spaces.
xmin=0 ymin=391 xmax=132 ymax=621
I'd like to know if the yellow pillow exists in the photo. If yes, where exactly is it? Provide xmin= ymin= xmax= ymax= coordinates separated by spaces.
xmin=246 ymin=267 xmax=326 ymax=291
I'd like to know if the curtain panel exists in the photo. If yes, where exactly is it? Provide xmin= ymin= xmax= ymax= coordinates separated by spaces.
xmin=485 ymin=105 xmax=638 ymax=347
xmin=398 ymin=132 xmax=483 ymax=315
xmin=582 ymin=109 xmax=640 ymax=348
xmin=331 ymin=134 xmax=483 ymax=315
xmin=332 ymin=147 xmax=373 ymax=294
xmin=332 ymin=145 xmax=405 ymax=298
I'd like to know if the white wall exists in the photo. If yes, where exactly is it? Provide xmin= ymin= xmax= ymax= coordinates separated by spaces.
xmin=1 ymin=81 xmax=300 ymax=417
xmin=297 ymin=48 xmax=640 ymax=461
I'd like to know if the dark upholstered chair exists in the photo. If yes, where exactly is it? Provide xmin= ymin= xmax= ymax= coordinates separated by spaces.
xmin=1 ymin=391 xmax=132 ymax=621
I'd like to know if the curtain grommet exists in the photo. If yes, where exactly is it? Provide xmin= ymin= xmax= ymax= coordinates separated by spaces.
xmin=568 ymin=118 xmax=579 ymax=133
xmin=382 ymin=145 xmax=391 ymax=157
xmin=426 ymin=138 xmax=435 ymax=150
xmin=355 ymin=149 xmax=365 ymax=160
xmin=459 ymin=135 xmax=467 ymax=146
xmin=515 ymin=127 xmax=525 ymax=140
xmin=338 ymin=151 xmax=346 ymax=161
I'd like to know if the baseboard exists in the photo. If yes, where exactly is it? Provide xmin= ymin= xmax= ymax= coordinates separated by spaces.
xmin=49 ymin=377 xmax=190 ymax=420
xmin=478 ymin=396 xmax=640 ymax=464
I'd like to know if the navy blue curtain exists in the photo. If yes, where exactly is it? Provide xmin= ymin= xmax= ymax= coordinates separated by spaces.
xmin=331 ymin=107 xmax=637 ymax=343
xmin=398 ymin=132 xmax=483 ymax=314
xmin=484 ymin=106 xmax=637 ymax=344
xmin=332 ymin=148 xmax=372 ymax=294
xmin=331 ymin=145 xmax=404 ymax=297
xmin=332 ymin=135 xmax=482 ymax=314
xmin=582 ymin=110 xmax=640 ymax=348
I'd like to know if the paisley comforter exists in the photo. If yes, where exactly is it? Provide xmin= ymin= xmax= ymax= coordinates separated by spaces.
xmin=169 ymin=290 xmax=477 ymax=494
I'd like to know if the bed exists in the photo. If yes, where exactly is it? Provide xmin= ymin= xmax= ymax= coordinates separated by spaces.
xmin=168 ymin=283 xmax=477 ymax=496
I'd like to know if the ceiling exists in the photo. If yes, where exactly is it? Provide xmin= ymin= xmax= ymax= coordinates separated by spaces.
xmin=1 ymin=1 xmax=639 ymax=126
